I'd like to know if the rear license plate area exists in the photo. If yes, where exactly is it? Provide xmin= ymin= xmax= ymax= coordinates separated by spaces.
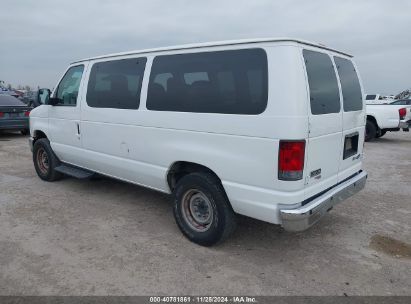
xmin=9 ymin=113 xmax=20 ymax=118
xmin=343 ymin=132 xmax=359 ymax=159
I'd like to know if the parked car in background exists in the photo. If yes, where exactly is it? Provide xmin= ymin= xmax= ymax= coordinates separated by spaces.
xmin=0 ymin=88 xmax=20 ymax=98
xmin=366 ymin=103 xmax=411 ymax=141
xmin=21 ymin=90 xmax=43 ymax=108
xmin=364 ymin=94 xmax=394 ymax=104
xmin=390 ymin=99 xmax=411 ymax=106
xmin=0 ymin=95 xmax=31 ymax=135
xmin=364 ymin=94 xmax=391 ymax=104
xmin=29 ymin=38 xmax=367 ymax=245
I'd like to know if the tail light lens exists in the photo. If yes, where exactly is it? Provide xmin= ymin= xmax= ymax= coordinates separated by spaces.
xmin=24 ymin=111 xmax=30 ymax=117
xmin=0 ymin=112 xmax=4 ymax=118
xmin=278 ymin=140 xmax=305 ymax=181
xmin=399 ymin=108 xmax=406 ymax=120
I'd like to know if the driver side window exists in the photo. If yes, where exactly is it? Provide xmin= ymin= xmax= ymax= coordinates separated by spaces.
xmin=55 ymin=65 xmax=84 ymax=106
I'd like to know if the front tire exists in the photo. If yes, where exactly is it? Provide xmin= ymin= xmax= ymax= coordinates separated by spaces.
xmin=365 ymin=120 xmax=377 ymax=142
xmin=173 ymin=172 xmax=237 ymax=246
xmin=33 ymin=138 xmax=63 ymax=181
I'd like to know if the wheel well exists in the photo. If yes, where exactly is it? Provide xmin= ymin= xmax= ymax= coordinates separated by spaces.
xmin=33 ymin=130 xmax=47 ymax=143
xmin=367 ymin=115 xmax=379 ymax=130
xmin=167 ymin=161 xmax=221 ymax=191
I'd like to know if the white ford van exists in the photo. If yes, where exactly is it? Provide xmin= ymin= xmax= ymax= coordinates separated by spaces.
xmin=30 ymin=38 xmax=367 ymax=246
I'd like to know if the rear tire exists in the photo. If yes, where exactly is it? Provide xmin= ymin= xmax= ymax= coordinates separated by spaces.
xmin=21 ymin=129 xmax=29 ymax=136
xmin=173 ymin=172 xmax=237 ymax=246
xmin=33 ymin=138 xmax=63 ymax=182
xmin=365 ymin=120 xmax=377 ymax=142
xmin=376 ymin=130 xmax=387 ymax=138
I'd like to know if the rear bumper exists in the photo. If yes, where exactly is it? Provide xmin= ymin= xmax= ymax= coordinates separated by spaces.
xmin=0 ymin=119 xmax=29 ymax=130
xmin=280 ymin=171 xmax=367 ymax=232
xmin=399 ymin=120 xmax=411 ymax=129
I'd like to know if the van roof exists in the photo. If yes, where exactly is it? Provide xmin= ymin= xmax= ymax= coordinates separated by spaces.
xmin=71 ymin=37 xmax=353 ymax=64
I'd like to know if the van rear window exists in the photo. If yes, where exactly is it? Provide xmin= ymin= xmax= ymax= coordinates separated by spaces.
xmin=334 ymin=57 xmax=363 ymax=112
xmin=365 ymin=94 xmax=376 ymax=100
xmin=86 ymin=58 xmax=147 ymax=109
xmin=146 ymin=49 xmax=268 ymax=114
xmin=303 ymin=50 xmax=341 ymax=115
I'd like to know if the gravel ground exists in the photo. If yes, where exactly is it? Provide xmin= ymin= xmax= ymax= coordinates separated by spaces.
xmin=0 ymin=131 xmax=410 ymax=296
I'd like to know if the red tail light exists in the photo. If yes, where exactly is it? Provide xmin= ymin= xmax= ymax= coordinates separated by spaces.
xmin=278 ymin=140 xmax=305 ymax=181
xmin=24 ymin=111 xmax=30 ymax=117
xmin=0 ymin=112 xmax=4 ymax=118
xmin=399 ymin=108 xmax=406 ymax=120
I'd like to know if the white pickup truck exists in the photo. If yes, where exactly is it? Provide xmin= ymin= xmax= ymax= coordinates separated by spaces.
xmin=366 ymin=103 xmax=411 ymax=141
xmin=364 ymin=94 xmax=388 ymax=104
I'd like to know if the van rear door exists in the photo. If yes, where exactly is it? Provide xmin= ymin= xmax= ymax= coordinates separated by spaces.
xmin=302 ymin=49 xmax=343 ymax=197
xmin=334 ymin=57 xmax=365 ymax=182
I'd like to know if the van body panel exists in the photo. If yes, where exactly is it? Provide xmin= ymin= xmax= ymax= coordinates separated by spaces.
xmin=29 ymin=105 xmax=49 ymax=139
xmin=29 ymin=39 xmax=366 ymax=227
xmin=79 ymin=45 xmax=310 ymax=199
xmin=48 ymin=62 xmax=89 ymax=165
xmin=300 ymin=48 xmax=343 ymax=195
xmin=336 ymin=59 xmax=366 ymax=182
xmin=222 ymin=181 xmax=303 ymax=224
xmin=300 ymin=47 xmax=365 ymax=199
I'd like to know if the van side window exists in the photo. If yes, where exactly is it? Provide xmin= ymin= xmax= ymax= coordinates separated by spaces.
xmin=365 ymin=95 xmax=376 ymax=100
xmin=334 ymin=57 xmax=363 ymax=112
xmin=303 ymin=50 xmax=340 ymax=115
xmin=55 ymin=65 xmax=84 ymax=106
xmin=146 ymin=49 xmax=268 ymax=114
xmin=153 ymin=73 xmax=173 ymax=90
xmin=86 ymin=58 xmax=147 ymax=109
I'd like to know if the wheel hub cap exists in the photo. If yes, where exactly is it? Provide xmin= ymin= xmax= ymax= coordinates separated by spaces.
xmin=37 ymin=148 xmax=49 ymax=174
xmin=182 ymin=190 xmax=214 ymax=232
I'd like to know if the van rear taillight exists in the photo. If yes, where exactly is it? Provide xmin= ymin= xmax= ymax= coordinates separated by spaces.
xmin=399 ymin=108 xmax=407 ymax=120
xmin=0 ymin=112 xmax=4 ymax=118
xmin=278 ymin=140 xmax=305 ymax=181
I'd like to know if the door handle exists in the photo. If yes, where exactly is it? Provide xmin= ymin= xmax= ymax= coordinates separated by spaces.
xmin=76 ymin=122 xmax=80 ymax=138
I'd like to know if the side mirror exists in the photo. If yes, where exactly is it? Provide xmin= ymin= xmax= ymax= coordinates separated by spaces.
xmin=37 ymin=88 xmax=51 ymax=105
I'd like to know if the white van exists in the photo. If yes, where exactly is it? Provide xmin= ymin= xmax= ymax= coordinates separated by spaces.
xmin=30 ymin=38 xmax=367 ymax=246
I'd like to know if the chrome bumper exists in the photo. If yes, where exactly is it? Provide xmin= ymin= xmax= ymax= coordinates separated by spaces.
xmin=399 ymin=120 xmax=410 ymax=129
xmin=280 ymin=171 xmax=367 ymax=232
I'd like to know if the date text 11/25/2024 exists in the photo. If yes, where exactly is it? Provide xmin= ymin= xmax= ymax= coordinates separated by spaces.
xmin=149 ymin=296 xmax=257 ymax=303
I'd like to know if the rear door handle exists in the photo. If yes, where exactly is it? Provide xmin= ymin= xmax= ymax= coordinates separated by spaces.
xmin=76 ymin=122 xmax=80 ymax=138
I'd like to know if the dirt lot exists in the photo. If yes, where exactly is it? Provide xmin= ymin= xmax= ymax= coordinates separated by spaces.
xmin=0 ymin=131 xmax=410 ymax=296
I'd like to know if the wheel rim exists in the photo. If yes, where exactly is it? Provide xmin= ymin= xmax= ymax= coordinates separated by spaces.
xmin=36 ymin=147 xmax=49 ymax=175
xmin=181 ymin=189 xmax=214 ymax=232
